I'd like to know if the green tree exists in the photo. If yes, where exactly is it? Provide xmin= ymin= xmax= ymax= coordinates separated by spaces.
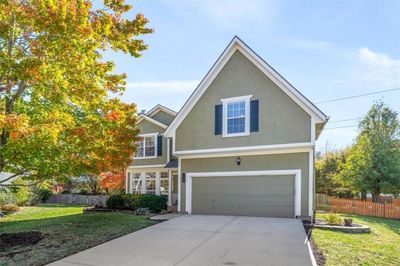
xmin=315 ymin=149 xmax=353 ymax=197
xmin=336 ymin=101 xmax=400 ymax=202
xmin=0 ymin=0 xmax=153 ymax=184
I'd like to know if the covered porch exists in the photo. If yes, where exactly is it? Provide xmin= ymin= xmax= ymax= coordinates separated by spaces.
xmin=126 ymin=165 xmax=178 ymax=207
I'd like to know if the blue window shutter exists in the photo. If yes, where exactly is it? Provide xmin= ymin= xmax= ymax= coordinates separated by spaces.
xmin=250 ymin=100 xmax=259 ymax=132
xmin=157 ymin=135 xmax=162 ymax=156
xmin=215 ymin=104 xmax=223 ymax=135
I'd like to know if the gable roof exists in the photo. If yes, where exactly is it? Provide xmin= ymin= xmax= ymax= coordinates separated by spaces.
xmin=164 ymin=36 xmax=328 ymax=138
xmin=146 ymin=104 xmax=177 ymax=118
xmin=137 ymin=114 xmax=168 ymax=129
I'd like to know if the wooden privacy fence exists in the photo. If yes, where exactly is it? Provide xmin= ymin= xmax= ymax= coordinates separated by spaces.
xmin=48 ymin=194 xmax=109 ymax=207
xmin=329 ymin=198 xmax=400 ymax=219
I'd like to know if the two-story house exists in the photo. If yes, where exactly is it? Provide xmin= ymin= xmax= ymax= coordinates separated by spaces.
xmin=126 ymin=36 xmax=328 ymax=220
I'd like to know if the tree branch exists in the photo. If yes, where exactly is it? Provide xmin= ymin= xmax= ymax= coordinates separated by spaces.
xmin=0 ymin=171 xmax=27 ymax=184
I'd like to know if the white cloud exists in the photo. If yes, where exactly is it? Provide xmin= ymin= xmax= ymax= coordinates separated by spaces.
xmin=125 ymin=80 xmax=199 ymax=95
xmin=355 ymin=48 xmax=400 ymax=87
xmin=276 ymin=37 xmax=336 ymax=51
xmin=163 ymin=0 xmax=279 ymax=28
xmin=119 ymin=80 xmax=199 ymax=111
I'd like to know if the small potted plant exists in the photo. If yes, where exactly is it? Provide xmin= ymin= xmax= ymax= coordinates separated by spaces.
xmin=344 ymin=218 xmax=353 ymax=227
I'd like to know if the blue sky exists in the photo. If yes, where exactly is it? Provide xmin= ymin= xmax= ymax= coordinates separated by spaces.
xmin=104 ymin=0 xmax=400 ymax=152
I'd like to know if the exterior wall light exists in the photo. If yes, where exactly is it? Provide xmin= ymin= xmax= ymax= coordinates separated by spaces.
xmin=236 ymin=157 xmax=241 ymax=166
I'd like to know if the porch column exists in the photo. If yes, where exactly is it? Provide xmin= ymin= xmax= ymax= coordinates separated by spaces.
xmin=141 ymin=172 xmax=146 ymax=193
xmin=168 ymin=170 xmax=172 ymax=206
xmin=156 ymin=171 xmax=161 ymax=196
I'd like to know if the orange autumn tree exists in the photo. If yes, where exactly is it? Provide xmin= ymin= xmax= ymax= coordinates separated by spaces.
xmin=100 ymin=172 xmax=125 ymax=193
xmin=0 ymin=0 xmax=153 ymax=184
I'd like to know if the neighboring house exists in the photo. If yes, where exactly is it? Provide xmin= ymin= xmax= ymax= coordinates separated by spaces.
xmin=126 ymin=36 xmax=328 ymax=220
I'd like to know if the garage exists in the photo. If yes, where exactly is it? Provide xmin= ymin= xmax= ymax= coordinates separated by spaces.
xmin=185 ymin=170 xmax=302 ymax=218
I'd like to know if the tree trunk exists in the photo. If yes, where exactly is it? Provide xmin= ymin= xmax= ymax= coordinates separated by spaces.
xmin=361 ymin=190 xmax=367 ymax=201
xmin=371 ymin=190 xmax=381 ymax=203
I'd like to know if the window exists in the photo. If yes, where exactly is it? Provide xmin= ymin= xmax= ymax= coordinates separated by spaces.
xmin=145 ymin=172 xmax=156 ymax=194
xmin=227 ymin=101 xmax=245 ymax=134
xmin=134 ymin=133 xmax=157 ymax=158
xmin=160 ymin=172 xmax=169 ymax=196
xmin=132 ymin=173 xmax=142 ymax=194
xmin=221 ymin=95 xmax=252 ymax=137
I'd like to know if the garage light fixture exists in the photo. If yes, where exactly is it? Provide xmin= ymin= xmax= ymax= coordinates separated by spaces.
xmin=236 ymin=157 xmax=241 ymax=166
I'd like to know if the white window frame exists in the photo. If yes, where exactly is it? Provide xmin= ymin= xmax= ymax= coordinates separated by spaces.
xmin=220 ymin=95 xmax=252 ymax=138
xmin=134 ymin=133 xmax=158 ymax=159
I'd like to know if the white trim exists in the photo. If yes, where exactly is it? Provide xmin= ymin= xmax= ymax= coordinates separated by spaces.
xmin=146 ymin=104 xmax=177 ymax=117
xmin=184 ymin=170 xmax=302 ymax=217
xmin=128 ymin=164 xmax=165 ymax=169
xmin=175 ymin=142 xmax=314 ymax=158
xmin=177 ymin=157 xmax=182 ymax=212
xmin=168 ymin=170 xmax=172 ymax=206
xmin=310 ymin=118 xmax=316 ymax=144
xmin=137 ymin=114 xmax=168 ymax=129
xmin=164 ymin=36 xmax=327 ymax=138
xmin=134 ymin=133 xmax=158 ymax=159
xmin=308 ymin=150 xmax=314 ymax=217
xmin=221 ymin=95 xmax=252 ymax=138
xmin=167 ymin=138 xmax=171 ymax=162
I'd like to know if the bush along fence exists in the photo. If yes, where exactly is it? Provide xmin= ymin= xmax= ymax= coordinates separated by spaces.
xmin=317 ymin=195 xmax=400 ymax=219
xmin=48 ymin=194 xmax=109 ymax=207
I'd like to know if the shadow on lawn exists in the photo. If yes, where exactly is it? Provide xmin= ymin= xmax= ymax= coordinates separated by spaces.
xmin=0 ymin=212 xmax=155 ymax=265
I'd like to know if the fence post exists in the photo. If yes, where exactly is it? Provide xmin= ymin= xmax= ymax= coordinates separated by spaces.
xmin=382 ymin=202 xmax=385 ymax=218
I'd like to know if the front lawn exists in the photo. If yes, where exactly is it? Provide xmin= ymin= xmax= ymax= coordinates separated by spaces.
xmin=313 ymin=214 xmax=400 ymax=266
xmin=0 ymin=204 xmax=156 ymax=266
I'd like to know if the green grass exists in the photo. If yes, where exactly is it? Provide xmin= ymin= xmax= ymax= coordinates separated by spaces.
xmin=0 ymin=204 xmax=156 ymax=266
xmin=313 ymin=214 xmax=400 ymax=266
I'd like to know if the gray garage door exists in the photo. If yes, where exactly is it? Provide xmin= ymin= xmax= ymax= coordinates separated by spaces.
xmin=191 ymin=175 xmax=295 ymax=218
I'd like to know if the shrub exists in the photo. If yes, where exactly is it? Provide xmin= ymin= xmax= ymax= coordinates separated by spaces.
xmin=0 ymin=189 xmax=16 ymax=205
xmin=79 ymin=189 xmax=88 ymax=195
xmin=106 ymin=194 xmax=126 ymax=209
xmin=14 ymin=186 xmax=33 ymax=206
xmin=123 ymin=194 xmax=136 ymax=210
xmin=322 ymin=212 xmax=343 ymax=225
xmin=134 ymin=194 xmax=167 ymax=213
xmin=106 ymin=194 xmax=167 ymax=213
xmin=1 ymin=204 xmax=20 ymax=214
xmin=34 ymin=188 xmax=53 ymax=203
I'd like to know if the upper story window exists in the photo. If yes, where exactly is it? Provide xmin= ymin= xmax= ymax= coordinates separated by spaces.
xmin=221 ymin=95 xmax=252 ymax=137
xmin=134 ymin=133 xmax=158 ymax=159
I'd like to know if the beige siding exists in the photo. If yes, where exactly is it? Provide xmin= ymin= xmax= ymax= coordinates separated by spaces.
xmin=151 ymin=111 xmax=175 ymax=126
xmin=181 ymin=152 xmax=310 ymax=216
xmin=175 ymin=50 xmax=311 ymax=151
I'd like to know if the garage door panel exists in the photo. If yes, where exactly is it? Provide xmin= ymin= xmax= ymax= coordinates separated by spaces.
xmin=191 ymin=175 xmax=295 ymax=218
xmin=192 ymin=194 xmax=294 ymax=207
xmin=193 ymin=204 xmax=294 ymax=218
xmin=193 ymin=184 xmax=294 ymax=196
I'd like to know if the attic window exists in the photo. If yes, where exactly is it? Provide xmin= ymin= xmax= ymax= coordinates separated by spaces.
xmin=221 ymin=95 xmax=252 ymax=137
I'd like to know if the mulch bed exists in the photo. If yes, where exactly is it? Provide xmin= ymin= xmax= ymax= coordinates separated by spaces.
xmin=0 ymin=231 xmax=43 ymax=249
xmin=303 ymin=221 xmax=326 ymax=266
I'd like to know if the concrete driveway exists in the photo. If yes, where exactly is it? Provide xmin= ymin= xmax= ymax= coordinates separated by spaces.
xmin=49 ymin=215 xmax=313 ymax=266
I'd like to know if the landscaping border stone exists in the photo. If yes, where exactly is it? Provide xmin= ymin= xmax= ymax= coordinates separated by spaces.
xmin=313 ymin=223 xmax=370 ymax=233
